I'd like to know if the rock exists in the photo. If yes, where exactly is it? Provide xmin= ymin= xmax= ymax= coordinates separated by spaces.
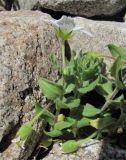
xmin=12 ymin=0 xmax=126 ymax=17
xmin=12 ymin=0 xmax=37 ymax=10
xmin=0 ymin=0 xmax=12 ymax=10
xmin=1 ymin=11 xmax=126 ymax=160
xmin=123 ymin=14 xmax=126 ymax=22
xmin=68 ymin=16 xmax=126 ymax=67
xmin=0 ymin=11 xmax=60 ymax=160
xmin=0 ymin=6 xmax=6 ymax=11
xmin=43 ymin=139 xmax=126 ymax=160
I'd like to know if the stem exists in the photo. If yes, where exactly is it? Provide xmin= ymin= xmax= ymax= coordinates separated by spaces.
xmin=99 ymin=55 xmax=126 ymax=65
xmin=101 ymin=74 xmax=126 ymax=113
xmin=30 ymin=110 xmax=45 ymax=125
xmin=77 ymin=131 xmax=97 ymax=146
xmin=61 ymin=41 xmax=65 ymax=70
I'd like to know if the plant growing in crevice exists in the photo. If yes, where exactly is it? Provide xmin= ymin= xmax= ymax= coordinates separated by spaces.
xmin=12 ymin=16 xmax=126 ymax=154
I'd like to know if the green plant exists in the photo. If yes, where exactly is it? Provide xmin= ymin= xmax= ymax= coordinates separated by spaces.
xmin=12 ymin=17 xmax=126 ymax=154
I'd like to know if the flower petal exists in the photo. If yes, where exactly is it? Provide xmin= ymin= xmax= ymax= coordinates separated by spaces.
xmin=73 ymin=26 xmax=93 ymax=37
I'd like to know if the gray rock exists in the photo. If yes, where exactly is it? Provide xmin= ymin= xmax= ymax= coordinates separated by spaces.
xmin=1 ymin=11 xmax=126 ymax=160
xmin=0 ymin=11 xmax=60 ymax=160
xmin=12 ymin=0 xmax=126 ymax=17
xmin=43 ymin=139 xmax=126 ymax=160
xmin=0 ymin=0 xmax=12 ymax=10
xmin=12 ymin=0 xmax=37 ymax=10
xmin=68 ymin=16 xmax=126 ymax=67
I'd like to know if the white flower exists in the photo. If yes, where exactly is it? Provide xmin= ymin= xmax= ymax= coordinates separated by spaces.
xmin=50 ymin=16 xmax=92 ymax=37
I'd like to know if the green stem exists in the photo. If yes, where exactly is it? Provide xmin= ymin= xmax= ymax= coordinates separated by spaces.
xmin=30 ymin=110 xmax=45 ymax=125
xmin=54 ymin=99 xmax=61 ymax=124
xmin=77 ymin=131 xmax=97 ymax=146
xmin=101 ymin=74 xmax=126 ymax=113
xmin=99 ymin=55 xmax=126 ymax=65
xmin=61 ymin=41 xmax=65 ymax=71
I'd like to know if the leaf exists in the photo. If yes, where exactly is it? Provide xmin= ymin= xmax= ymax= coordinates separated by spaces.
xmin=63 ymin=65 xmax=75 ymax=76
xmin=45 ymin=129 xmax=63 ymax=138
xmin=99 ymin=116 xmax=116 ymax=129
xmin=109 ymin=95 xmax=124 ymax=110
xmin=56 ymin=97 xmax=80 ymax=109
xmin=78 ymin=77 xmax=99 ymax=94
xmin=77 ymin=118 xmax=90 ymax=128
xmin=40 ymin=134 xmax=53 ymax=148
xmin=82 ymin=81 xmax=89 ymax=87
xmin=65 ymin=97 xmax=80 ymax=109
xmin=35 ymin=102 xmax=43 ymax=114
xmin=49 ymin=52 xmax=57 ymax=64
xmin=108 ymin=44 xmax=126 ymax=60
xmin=65 ymin=117 xmax=76 ymax=124
xmin=35 ymin=102 xmax=55 ymax=125
xmin=38 ymin=78 xmax=64 ymax=100
xmin=16 ymin=122 xmax=32 ymax=145
xmin=62 ymin=140 xmax=79 ymax=153
xmin=54 ymin=121 xmax=74 ymax=131
xmin=65 ymin=83 xmax=75 ymax=94
xmin=110 ymin=56 xmax=124 ymax=88
xmin=82 ymin=104 xmax=100 ymax=118
xmin=96 ymin=81 xmax=113 ymax=97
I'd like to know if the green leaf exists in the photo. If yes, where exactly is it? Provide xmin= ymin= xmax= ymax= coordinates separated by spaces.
xmin=40 ymin=134 xmax=53 ymax=148
xmin=82 ymin=104 xmax=100 ymax=118
xmin=108 ymin=44 xmax=126 ymax=60
xmin=96 ymin=81 xmax=113 ymax=97
xmin=49 ymin=52 xmax=57 ymax=64
xmin=65 ymin=117 xmax=76 ymax=124
xmin=65 ymin=83 xmax=75 ymax=94
xmin=78 ymin=78 xmax=99 ymax=94
xmin=77 ymin=118 xmax=90 ymax=128
xmin=55 ymin=121 xmax=74 ymax=131
xmin=16 ymin=122 xmax=32 ymax=145
xmin=38 ymin=78 xmax=64 ymax=100
xmin=35 ymin=102 xmax=55 ymax=125
xmin=110 ymin=56 xmax=124 ymax=88
xmin=45 ymin=129 xmax=63 ymax=138
xmin=82 ymin=81 xmax=89 ymax=87
xmin=35 ymin=102 xmax=43 ymax=114
xmin=56 ymin=97 xmax=80 ymax=109
xmin=65 ymin=97 xmax=80 ymax=109
xmin=62 ymin=140 xmax=79 ymax=153
xmin=98 ymin=116 xmax=117 ymax=130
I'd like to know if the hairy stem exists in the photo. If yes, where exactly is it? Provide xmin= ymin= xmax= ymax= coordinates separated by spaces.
xmin=30 ymin=109 xmax=45 ymax=125
xmin=77 ymin=131 xmax=97 ymax=145
xmin=101 ymin=74 xmax=126 ymax=113
xmin=99 ymin=55 xmax=126 ymax=65
xmin=61 ymin=41 xmax=65 ymax=70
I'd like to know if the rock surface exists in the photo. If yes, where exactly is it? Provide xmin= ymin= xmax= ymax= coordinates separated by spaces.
xmin=0 ymin=0 xmax=12 ymax=10
xmin=1 ymin=11 xmax=126 ymax=160
xmin=0 ymin=11 xmax=60 ymax=160
xmin=11 ymin=0 xmax=126 ymax=17
xmin=43 ymin=139 xmax=126 ymax=160
xmin=69 ymin=16 xmax=126 ymax=60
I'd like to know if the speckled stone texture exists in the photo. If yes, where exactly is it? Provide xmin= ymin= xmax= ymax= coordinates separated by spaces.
xmin=0 ymin=11 xmax=60 ymax=160
xmin=43 ymin=140 xmax=126 ymax=160
xmin=11 ymin=0 xmax=126 ymax=17
xmin=1 ymin=12 xmax=126 ymax=160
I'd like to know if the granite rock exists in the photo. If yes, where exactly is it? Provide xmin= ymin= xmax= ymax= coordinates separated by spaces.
xmin=0 ymin=11 xmax=60 ymax=160
xmin=1 ymin=11 xmax=126 ymax=159
xmin=43 ymin=139 xmax=126 ymax=160
xmin=12 ymin=0 xmax=126 ymax=17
